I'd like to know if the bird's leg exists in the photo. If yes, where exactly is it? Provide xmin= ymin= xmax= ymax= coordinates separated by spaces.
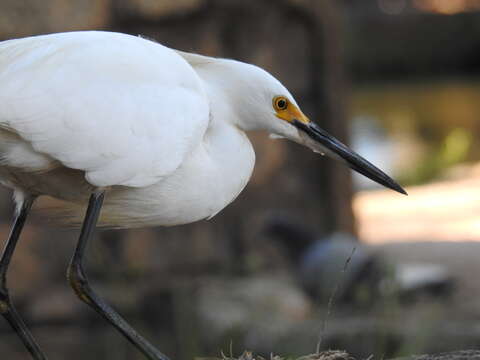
xmin=67 ymin=191 xmax=170 ymax=360
xmin=0 ymin=196 xmax=48 ymax=360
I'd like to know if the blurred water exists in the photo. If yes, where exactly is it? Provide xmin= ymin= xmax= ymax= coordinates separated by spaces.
xmin=350 ymin=115 xmax=395 ymax=191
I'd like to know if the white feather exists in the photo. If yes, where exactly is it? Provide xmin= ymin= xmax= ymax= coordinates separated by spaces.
xmin=269 ymin=133 xmax=285 ymax=140
xmin=0 ymin=31 xmax=309 ymax=227
xmin=0 ymin=31 xmax=209 ymax=187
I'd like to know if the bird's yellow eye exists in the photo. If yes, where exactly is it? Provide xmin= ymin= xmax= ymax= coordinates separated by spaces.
xmin=273 ymin=96 xmax=288 ymax=111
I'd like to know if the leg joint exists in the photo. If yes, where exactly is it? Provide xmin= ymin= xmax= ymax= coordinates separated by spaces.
xmin=67 ymin=263 xmax=92 ymax=304
xmin=0 ymin=288 xmax=10 ymax=314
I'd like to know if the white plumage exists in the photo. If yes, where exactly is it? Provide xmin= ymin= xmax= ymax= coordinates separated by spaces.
xmin=0 ymin=31 xmax=404 ymax=228
xmin=0 ymin=31 xmax=281 ymax=226
xmin=0 ymin=32 xmax=208 ymax=187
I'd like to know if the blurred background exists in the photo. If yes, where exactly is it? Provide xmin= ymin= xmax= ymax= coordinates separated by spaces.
xmin=1 ymin=0 xmax=480 ymax=359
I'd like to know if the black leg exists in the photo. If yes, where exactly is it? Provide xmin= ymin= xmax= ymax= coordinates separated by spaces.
xmin=0 ymin=195 xmax=48 ymax=360
xmin=67 ymin=191 xmax=170 ymax=360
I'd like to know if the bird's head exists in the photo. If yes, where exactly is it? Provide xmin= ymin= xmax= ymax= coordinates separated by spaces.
xmin=268 ymin=92 xmax=406 ymax=195
xmin=191 ymin=56 xmax=406 ymax=195
xmin=219 ymin=60 xmax=407 ymax=195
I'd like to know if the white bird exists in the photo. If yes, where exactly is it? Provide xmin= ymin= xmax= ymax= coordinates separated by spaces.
xmin=0 ymin=31 xmax=406 ymax=360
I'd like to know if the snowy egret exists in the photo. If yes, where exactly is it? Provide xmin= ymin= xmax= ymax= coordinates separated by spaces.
xmin=0 ymin=31 xmax=406 ymax=360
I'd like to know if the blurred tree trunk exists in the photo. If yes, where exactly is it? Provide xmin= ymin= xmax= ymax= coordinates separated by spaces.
xmin=305 ymin=0 xmax=355 ymax=235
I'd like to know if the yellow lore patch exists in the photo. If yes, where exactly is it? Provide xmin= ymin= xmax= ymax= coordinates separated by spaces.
xmin=272 ymin=96 xmax=310 ymax=124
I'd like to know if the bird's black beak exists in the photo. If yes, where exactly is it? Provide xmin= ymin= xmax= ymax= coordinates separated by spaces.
xmin=293 ymin=119 xmax=407 ymax=195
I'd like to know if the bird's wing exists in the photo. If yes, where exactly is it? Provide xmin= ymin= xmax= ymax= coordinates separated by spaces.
xmin=0 ymin=31 xmax=210 ymax=187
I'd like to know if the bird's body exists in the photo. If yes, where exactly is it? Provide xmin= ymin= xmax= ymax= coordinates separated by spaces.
xmin=0 ymin=31 xmax=257 ymax=226
xmin=0 ymin=31 xmax=406 ymax=360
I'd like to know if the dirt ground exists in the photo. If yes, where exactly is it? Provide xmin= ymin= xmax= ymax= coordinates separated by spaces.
xmin=397 ymin=350 xmax=480 ymax=360
xmin=376 ymin=241 xmax=480 ymax=318
xmin=347 ymin=163 xmax=480 ymax=356
xmin=349 ymin=241 xmax=480 ymax=357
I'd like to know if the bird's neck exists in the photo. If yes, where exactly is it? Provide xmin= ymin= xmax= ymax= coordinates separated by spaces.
xmin=179 ymin=53 xmax=260 ymax=132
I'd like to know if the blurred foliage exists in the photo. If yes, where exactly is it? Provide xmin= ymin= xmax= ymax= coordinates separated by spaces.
xmin=351 ymin=80 xmax=480 ymax=185
xmin=401 ymin=127 xmax=473 ymax=185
